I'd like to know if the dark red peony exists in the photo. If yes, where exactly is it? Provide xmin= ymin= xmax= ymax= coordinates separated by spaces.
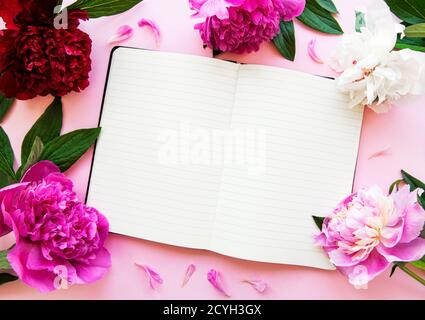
xmin=0 ymin=0 xmax=92 ymax=100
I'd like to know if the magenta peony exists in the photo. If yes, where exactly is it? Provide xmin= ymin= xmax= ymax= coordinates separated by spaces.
xmin=0 ymin=0 xmax=92 ymax=100
xmin=0 ymin=161 xmax=110 ymax=292
xmin=190 ymin=0 xmax=305 ymax=53
xmin=315 ymin=185 xmax=425 ymax=287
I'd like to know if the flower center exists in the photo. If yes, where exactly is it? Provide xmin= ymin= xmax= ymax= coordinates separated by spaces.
xmin=353 ymin=66 xmax=377 ymax=83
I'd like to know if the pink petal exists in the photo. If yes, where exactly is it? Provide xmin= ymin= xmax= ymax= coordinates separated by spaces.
xmin=137 ymin=18 xmax=161 ymax=46
xmin=107 ymin=25 xmax=134 ymax=44
xmin=390 ymin=185 xmax=425 ymax=243
xmin=189 ymin=0 xmax=207 ymax=11
xmin=0 ymin=183 xmax=28 ymax=236
xmin=400 ymin=203 xmax=425 ymax=243
xmin=21 ymin=160 xmax=60 ymax=183
xmin=135 ymin=263 xmax=163 ymax=289
xmin=377 ymin=238 xmax=425 ymax=262
xmin=242 ymin=279 xmax=268 ymax=293
xmin=74 ymin=248 xmax=111 ymax=283
xmin=189 ymin=0 xmax=244 ymax=19
xmin=338 ymin=250 xmax=390 ymax=286
xmin=7 ymin=240 xmax=56 ymax=293
xmin=224 ymin=0 xmax=245 ymax=4
xmin=207 ymin=269 xmax=230 ymax=297
xmin=391 ymin=185 xmax=415 ymax=217
xmin=380 ymin=222 xmax=404 ymax=248
xmin=281 ymin=0 xmax=306 ymax=21
xmin=5 ymin=217 xmax=80 ymax=292
xmin=182 ymin=264 xmax=196 ymax=288
xmin=328 ymin=248 xmax=359 ymax=267
xmin=307 ymin=39 xmax=324 ymax=64
xmin=313 ymin=232 xmax=326 ymax=246
xmin=1 ymin=198 xmax=23 ymax=242
xmin=368 ymin=146 xmax=391 ymax=160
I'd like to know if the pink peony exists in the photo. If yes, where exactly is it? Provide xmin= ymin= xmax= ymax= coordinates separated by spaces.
xmin=190 ymin=0 xmax=305 ymax=54
xmin=0 ymin=161 xmax=110 ymax=292
xmin=315 ymin=185 xmax=425 ymax=286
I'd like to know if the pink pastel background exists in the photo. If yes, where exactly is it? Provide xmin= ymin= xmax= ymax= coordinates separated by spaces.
xmin=0 ymin=0 xmax=424 ymax=299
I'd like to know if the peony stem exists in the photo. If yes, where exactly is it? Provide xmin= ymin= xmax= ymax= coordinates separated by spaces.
xmin=395 ymin=263 xmax=425 ymax=286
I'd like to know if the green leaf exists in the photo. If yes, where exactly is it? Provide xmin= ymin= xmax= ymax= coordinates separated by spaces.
xmin=411 ymin=256 xmax=425 ymax=271
xmin=389 ymin=179 xmax=403 ymax=194
xmin=394 ymin=261 xmax=425 ymax=285
xmin=0 ymin=156 xmax=15 ymax=181
xmin=355 ymin=11 xmax=366 ymax=32
xmin=405 ymin=23 xmax=425 ymax=37
xmin=0 ymin=127 xmax=15 ymax=186
xmin=297 ymin=0 xmax=343 ymax=35
xmin=17 ymin=137 xmax=44 ymax=180
xmin=315 ymin=0 xmax=338 ymax=14
xmin=26 ymin=136 xmax=44 ymax=168
xmin=389 ymin=263 xmax=398 ymax=277
xmin=401 ymin=170 xmax=425 ymax=192
xmin=384 ymin=0 xmax=425 ymax=25
xmin=390 ymin=262 xmax=407 ymax=277
xmin=273 ymin=20 xmax=296 ymax=61
xmin=0 ymin=273 xmax=18 ymax=285
xmin=0 ymin=249 xmax=17 ymax=285
xmin=400 ymin=171 xmax=425 ymax=214
xmin=40 ymin=128 xmax=101 ymax=172
xmin=395 ymin=41 xmax=425 ymax=52
xmin=21 ymin=97 xmax=62 ymax=166
xmin=0 ymin=127 xmax=14 ymax=168
xmin=396 ymin=35 xmax=425 ymax=52
xmin=0 ymin=250 xmax=11 ymax=270
xmin=0 ymin=94 xmax=14 ymax=123
xmin=0 ymin=172 xmax=12 ymax=188
xmin=68 ymin=0 xmax=144 ymax=19
xmin=312 ymin=215 xmax=325 ymax=230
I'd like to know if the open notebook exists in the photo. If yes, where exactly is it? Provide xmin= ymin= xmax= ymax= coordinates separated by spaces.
xmin=87 ymin=47 xmax=364 ymax=270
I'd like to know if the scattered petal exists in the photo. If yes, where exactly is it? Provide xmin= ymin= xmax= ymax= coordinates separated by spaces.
xmin=107 ymin=25 xmax=134 ymax=44
xmin=307 ymin=39 xmax=324 ymax=64
xmin=207 ymin=269 xmax=230 ymax=297
xmin=241 ymin=279 xmax=268 ymax=293
xmin=368 ymin=146 xmax=391 ymax=160
xmin=135 ymin=263 xmax=163 ymax=290
xmin=138 ymin=18 xmax=161 ymax=46
xmin=182 ymin=264 xmax=196 ymax=288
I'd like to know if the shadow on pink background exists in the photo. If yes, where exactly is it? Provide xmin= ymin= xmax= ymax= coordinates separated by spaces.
xmin=0 ymin=0 xmax=423 ymax=299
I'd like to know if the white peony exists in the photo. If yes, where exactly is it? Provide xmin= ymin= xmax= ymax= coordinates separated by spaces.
xmin=330 ymin=0 xmax=425 ymax=113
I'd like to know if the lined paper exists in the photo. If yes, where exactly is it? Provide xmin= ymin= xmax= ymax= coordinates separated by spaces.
xmin=88 ymin=48 xmax=239 ymax=249
xmin=87 ymin=48 xmax=363 ymax=269
xmin=211 ymin=65 xmax=363 ymax=269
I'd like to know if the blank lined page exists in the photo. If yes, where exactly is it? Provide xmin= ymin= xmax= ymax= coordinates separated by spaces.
xmin=211 ymin=64 xmax=363 ymax=269
xmin=87 ymin=48 xmax=239 ymax=249
xmin=87 ymin=48 xmax=363 ymax=269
